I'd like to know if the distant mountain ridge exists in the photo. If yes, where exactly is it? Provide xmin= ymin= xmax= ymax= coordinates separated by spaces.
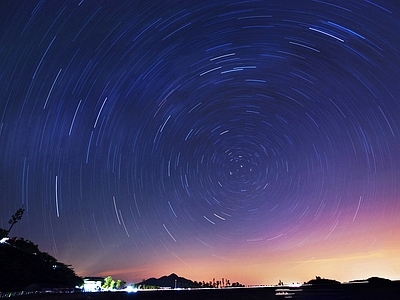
xmin=138 ymin=273 xmax=200 ymax=288
xmin=350 ymin=276 xmax=393 ymax=286
xmin=306 ymin=276 xmax=395 ymax=286
xmin=138 ymin=273 xmax=398 ymax=290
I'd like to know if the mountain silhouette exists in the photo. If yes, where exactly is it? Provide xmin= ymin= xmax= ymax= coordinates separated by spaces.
xmin=138 ymin=273 xmax=200 ymax=288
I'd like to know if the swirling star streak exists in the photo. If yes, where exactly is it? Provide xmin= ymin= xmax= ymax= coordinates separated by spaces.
xmin=1 ymin=0 xmax=400 ymax=284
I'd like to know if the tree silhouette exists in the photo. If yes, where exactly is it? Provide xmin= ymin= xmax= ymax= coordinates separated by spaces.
xmin=102 ymin=276 xmax=115 ymax=289
xmin=102 ymin=276 xmax=127 ymax=290
xmin=6 ymin=207 xmax=25 ymax=236
xmin=115 ymin=279 xmax=126 ymax=289
xmin=232 ymin=281 xmax=244 ymax=287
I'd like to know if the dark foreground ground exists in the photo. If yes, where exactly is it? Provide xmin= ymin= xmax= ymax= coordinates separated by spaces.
xmin=3 ymin=282 xmax=400 ymax=300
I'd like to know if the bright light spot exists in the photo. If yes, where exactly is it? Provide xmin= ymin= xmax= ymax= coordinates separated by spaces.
xmin=126 ymin=286 xmax=137 ymax=293
xmin=0 ymin=237 xmax=9 ymax=244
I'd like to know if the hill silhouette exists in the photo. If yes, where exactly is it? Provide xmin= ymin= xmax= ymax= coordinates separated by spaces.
xmin=349 ymin=276 xmax=393 ymax=286
xmin=138 ymin=273 xmax=200 ymax=288
xmin=306 ymin=276 xmax=341 ymax=285
xmin=0 ymin=236 xmax=82 ymax=292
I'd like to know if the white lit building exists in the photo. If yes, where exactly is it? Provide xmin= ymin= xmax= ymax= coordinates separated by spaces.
xmin=83 ymin=277 xmax=104 ymax=292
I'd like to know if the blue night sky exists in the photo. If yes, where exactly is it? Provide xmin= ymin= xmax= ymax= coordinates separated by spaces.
xmin=1 ymin=0 xmax=400 ymax=285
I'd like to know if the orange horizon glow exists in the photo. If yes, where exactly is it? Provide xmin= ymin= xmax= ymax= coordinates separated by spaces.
xmin=75 ymin=214 xmax=400 ymax=285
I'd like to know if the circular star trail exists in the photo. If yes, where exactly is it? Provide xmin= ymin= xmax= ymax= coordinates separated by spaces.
xmin=1 ymin=0 xmax=400 ymax=284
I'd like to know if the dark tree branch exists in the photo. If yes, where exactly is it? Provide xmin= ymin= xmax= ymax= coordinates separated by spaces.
xmin=6 ymin=207 xmax=25 ymax=236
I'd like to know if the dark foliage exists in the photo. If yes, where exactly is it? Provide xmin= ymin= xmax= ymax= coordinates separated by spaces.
xmin=0 ymin=228 xmax=7 ymax=238
xmin=0 ymin=236 xmax=82 ymax=292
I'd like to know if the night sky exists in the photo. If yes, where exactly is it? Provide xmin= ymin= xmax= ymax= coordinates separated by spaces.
xmin=1 ymin=0 xmax=400 ymax=285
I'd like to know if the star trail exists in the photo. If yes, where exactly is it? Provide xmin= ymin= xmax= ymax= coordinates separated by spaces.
xmin=1 ymin=0 xmax=400 ymax=285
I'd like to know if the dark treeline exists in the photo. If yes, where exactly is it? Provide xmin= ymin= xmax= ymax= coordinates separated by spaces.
xmin=0 ymin=232 xmax=83 ymax=292
xmin=0 ymin=209 xmax=82 ymax=292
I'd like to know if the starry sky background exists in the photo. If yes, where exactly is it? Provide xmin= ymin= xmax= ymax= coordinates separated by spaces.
xmin=1 ymin=0 xmax=400 ymax=285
